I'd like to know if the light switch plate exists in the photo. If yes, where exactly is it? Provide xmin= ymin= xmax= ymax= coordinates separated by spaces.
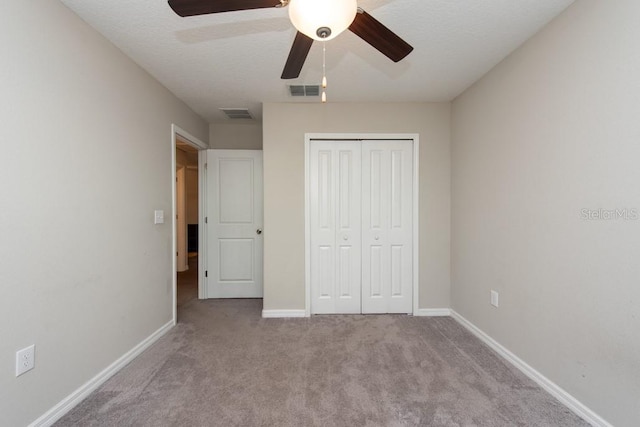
xmin=490 ymin=290 xmax=499 ymax=308
xmin=154 ymin=210 xmax=164 ymax=224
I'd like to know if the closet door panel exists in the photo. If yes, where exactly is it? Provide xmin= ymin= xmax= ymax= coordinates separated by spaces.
xmin=362 ymin=141 xmax=413 ymax=314
xmin=362 ymin=146 xmax=389 ymax=313
xmin=335 ymin=146 xmax=362 ymax=313
xmin=387 ymin=143 xmax=413 ymax=313
xmin=310 ymin=141 xmax=361 ymax=314
xmin=310 ymin=145 xmax=335 ymax=314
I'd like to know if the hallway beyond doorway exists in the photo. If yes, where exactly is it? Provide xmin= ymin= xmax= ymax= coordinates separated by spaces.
xmin=177 ymin=255 xmax=198 ymax=308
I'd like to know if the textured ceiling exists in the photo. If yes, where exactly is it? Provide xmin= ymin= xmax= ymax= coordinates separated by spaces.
xmin=59 ymin=0 xmax=574 ymax=122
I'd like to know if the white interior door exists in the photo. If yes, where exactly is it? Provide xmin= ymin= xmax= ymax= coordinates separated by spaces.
xmin=309 ymin=140 xmax=413 ymax=314
xmin=361 ymin=140 xmax=413 ymax=314
xmin=207 ymin=150 xmax=263 ymax=298
xmin=310 ymin=141 xmax=362 ymax=314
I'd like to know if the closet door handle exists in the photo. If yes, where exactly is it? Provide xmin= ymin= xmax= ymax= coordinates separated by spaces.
xmin=256 ymin=228 xmax=263 ymax=235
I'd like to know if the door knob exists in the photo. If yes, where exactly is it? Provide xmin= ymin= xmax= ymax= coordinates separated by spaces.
xmin=343 ymin=235 xmax=348 ymax=241
xmin=374 ymin=236 xmax=380 ymax=240
xmin=256 ymin=228 xmax=263 ymax=235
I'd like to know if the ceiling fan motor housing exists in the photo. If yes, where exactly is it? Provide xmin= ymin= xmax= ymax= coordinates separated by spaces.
xmin=316 ymin=27 xmax=331 ymax=39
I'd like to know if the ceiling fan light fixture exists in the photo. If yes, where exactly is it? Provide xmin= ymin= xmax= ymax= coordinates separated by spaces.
xmin=288 ymin=0 xmax=358 ymax=41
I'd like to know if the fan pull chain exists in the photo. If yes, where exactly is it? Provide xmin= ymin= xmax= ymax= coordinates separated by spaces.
xmin=322 ymin=42 xmax=327 ymax=103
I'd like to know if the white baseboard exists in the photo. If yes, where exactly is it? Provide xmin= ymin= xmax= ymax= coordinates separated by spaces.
xmin=262 ymin=309 xmax=452 ymax=318
xmin=414 ymin=308 xmax=451 ymax=317
xmin=450 ymin=310 xmax=611 ymax=427
xmin=262 ymin=309 xmax=453 ymax=317
xmin=262 ymin=309 xmax=307 ymax=318
xmin=30 ymin=320 xmax=175 ymax=427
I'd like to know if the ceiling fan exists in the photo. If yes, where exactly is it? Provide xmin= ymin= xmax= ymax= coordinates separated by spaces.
xmin=168 ymin=0 xmax=413 ymax=79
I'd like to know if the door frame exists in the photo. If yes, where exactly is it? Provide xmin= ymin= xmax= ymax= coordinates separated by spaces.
xmin=171 ymin=124 xmax=207 ymax=325
xmin=304 ymin=133 xmax=420 ymax=316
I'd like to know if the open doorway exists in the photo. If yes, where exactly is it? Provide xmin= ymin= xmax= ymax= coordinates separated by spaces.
xmin=171 ymin=125 xmax=207 ymax=324
xmin=176 ymin=141 xmax=199 ymax=307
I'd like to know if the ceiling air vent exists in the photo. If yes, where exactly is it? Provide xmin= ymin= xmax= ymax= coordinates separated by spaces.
xmin=289 ymin=85 xmax=320 ymax=97
xmin=220 ymin=108 xmax=253 ymax=119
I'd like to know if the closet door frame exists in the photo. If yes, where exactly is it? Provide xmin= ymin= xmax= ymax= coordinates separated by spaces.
xmin=304 ymin=133 xmax=420 ymax=317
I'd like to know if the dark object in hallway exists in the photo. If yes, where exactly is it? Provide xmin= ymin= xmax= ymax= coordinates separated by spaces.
xmin=187 ymin=224 xmax=198 ymax=253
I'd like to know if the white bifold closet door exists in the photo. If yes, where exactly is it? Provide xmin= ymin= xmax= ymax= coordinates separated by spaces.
xmin=310 ymin=139 xmax=413 ymax=314
xmin=310 ymin=141 xmax=362 ymax=314
xmin=361 ymin=140 xmax=413 ymax=314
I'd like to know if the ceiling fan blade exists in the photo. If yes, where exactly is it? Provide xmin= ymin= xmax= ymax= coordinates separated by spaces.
xmin=281 ymin=31 xmax=313 ymax=79
xmin=168 ymin=0 xmax=281 ymax=17
xmin=349 ymin=9 xmax=413 ymax=62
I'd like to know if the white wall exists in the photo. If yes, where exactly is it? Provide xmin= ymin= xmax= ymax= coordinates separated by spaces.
xmin=263 ymin=102 xmax=450 ymax=311
xmin=451 ymin=1 xmax=640 ymax=425
xmin=0 ymin=1 xmax=208 ymax=425
xmin=209 ymin=122 xmax=262 ymax=149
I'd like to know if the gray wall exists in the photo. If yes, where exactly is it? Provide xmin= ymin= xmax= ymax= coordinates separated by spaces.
xmin=0 ymin=1 xmax=208 ymax=425
xmin=451 ymin=0 xmax=640 ymax=425
xmin=263 ymin=102 xmax=451 ymax=311
xmin=209 ymin=122 xmax=263 ymax=149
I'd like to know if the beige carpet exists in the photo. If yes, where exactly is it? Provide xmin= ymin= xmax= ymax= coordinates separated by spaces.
xmin=55 ymin=299 xmax=587 ymax=426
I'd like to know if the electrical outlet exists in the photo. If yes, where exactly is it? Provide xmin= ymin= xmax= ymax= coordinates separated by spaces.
xmin=16 ymin=345 xmax=35 ymax=377
xmin=490 ymin=290 xmax=499 ymax=308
